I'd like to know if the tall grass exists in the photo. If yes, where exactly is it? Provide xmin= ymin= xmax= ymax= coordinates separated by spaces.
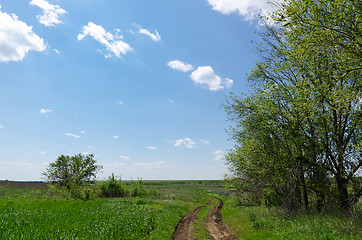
xmin=222 ymin=198 xmax=362 ymax=240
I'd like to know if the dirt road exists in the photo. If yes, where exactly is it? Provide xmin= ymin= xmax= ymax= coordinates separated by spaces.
xmin=173 ymin=198 xmax=237 ymax=240
xmin=173 ymin=199 xmax=213 ymax=240
xmin=206 ymin=198 xmax=237 ymax=240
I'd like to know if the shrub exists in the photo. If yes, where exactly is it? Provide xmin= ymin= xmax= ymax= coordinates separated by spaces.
xmin=100 ymin=174 xmax=126 ymax=198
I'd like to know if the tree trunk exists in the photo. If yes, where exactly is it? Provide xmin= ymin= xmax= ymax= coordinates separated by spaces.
xmin=300 ymin=170 xmax=309 ymax=211
xmin=336 ymin=176 xmax=350 ymax=212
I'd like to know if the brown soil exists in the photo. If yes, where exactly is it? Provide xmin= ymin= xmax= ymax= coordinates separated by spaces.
xmin=206 ymin=198 xmax=237 ymax=240
xmin=173 ymin=199 xmax=213 ymax=240
xmin=0 ymin=181 xmax=48 ymax=189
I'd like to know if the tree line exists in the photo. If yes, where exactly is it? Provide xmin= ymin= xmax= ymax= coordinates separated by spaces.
xmin=224 ymin=0 xmax=361 ymax=212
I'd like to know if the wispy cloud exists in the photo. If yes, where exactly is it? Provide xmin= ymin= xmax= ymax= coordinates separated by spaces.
xmin=53 ymin=49 xmax=60 ymax=55
xmin=146 ymin=146 xmax=157 ymax=150
xmin=167 ymin=60 xmax=194 ymax=72
xmin=39 ymin=151 xmax=47 ymax=154
xmin=138 ymin=25 xmax=161 ymax=42
xmin=207 ymin=0 xmax=277 ymax=24
xmin=103 ymin=162 xmax=126 ymax=168
xmin=134 ymin=161 xmax=165 ymax=169
xmin=119 ymin=155 xmax=130 ymax=160
xmin=214 ymin=149 xmax=224 ymax=160
xmin=0 ymin=124 xmax=4 ymax=129
xmin=30 ymin=0 xmax=67 ymax=27
xmin=190 ymin=66 xmax=233 ymax=91
xmin=77 ymin=22 xmax=132 ymax=58
xmin=40 ymin=108 xmax=52 ymax=114
xmin=113 ymin=136 xmax=119 ymax=139
xmin=80 ymin=130 xmax=86 ymax=134
xmin=200 ymin=140 xmax=210 ymax=145
xmin=0 ymin=160 xmax=48 ymax=167
xmin=117 ymin=101 xmax=124 ymax=104
xmin=65 ymin=133 xmax=80 ymax=138
xmin=0 ymin=7 xmax=46 ymax=62
xmin=174 ymin=138 xmax=197 ymax=149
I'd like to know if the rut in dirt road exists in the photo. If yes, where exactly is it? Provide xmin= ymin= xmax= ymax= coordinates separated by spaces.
xmin=173 ymin=199 xmax=213 ymax=240
xmin=206 ymin=198 xmax=237 ymax=240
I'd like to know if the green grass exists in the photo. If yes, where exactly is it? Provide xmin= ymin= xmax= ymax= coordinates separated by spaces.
xmin=1 ymin=182 xmax=360 ymax=240
xmin=0 ymin=197 xmax=190 ymax=240
xmin=222 ymin=198 xmax=362 ymax=240
xmin=0 ymin=184 xmax=208 ymax=240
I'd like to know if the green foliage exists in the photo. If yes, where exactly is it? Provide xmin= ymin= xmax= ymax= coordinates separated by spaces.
xmin=100 ymin=174 xmax=127 ymax=198
xmin=224 ymin=0 xmax=361 ymax=212
xmin=43 ymin=154 xmax=103 ymax=189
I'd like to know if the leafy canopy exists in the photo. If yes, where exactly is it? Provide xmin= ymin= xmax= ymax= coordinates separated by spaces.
xmin=43 ymin=153 xmax=103 ymax=188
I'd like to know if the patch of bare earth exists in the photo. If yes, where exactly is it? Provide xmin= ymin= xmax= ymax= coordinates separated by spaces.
xmin=173 ymin=199 xmax=213 ymax=240
xmin=206 ymin=198 xmax=237 ymax=240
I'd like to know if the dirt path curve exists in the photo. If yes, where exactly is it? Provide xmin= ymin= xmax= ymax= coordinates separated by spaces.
xmin=206 ymin=198 xmax=237 ymax=240
xmin=173 ymin=199 xmax=213 ymax=240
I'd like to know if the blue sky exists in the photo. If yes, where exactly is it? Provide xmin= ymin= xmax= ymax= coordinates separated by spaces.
xmin=0 ymin=0 xmax=276 ymax=180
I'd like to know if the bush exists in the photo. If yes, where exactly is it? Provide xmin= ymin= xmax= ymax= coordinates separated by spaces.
xmin=100 ymin=174 xmax=127 ymax=198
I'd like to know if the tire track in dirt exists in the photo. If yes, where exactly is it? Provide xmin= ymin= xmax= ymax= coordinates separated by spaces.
xmin=173 ymin=199 xmax=213 ymax=240
xmin=206 ymin=198 xmax=237 ymax=240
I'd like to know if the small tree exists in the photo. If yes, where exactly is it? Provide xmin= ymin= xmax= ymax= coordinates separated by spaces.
xmin=43 ymin=153 xmax=103 ymax=188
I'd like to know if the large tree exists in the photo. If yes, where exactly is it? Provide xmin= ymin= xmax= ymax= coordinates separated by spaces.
xmin=225 ymin=0 xmax=361 ymax=211
xmin=43 ymin=154 xmax=103 ymax=188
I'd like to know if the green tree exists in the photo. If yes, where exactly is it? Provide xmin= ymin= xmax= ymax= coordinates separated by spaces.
xmin=43 ymin=154 xmax=103 ymax=188
xmin=225 ymin=0 xmax=361 ymax=211
xmin=274 ymin=0 xmax=362 ymax=211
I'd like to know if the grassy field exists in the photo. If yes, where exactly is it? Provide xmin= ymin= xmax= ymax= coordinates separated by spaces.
xmin=0 ymin=181 xmax=210 ymax=240
xmin=0 ymin=180 xmax=360 ymax=240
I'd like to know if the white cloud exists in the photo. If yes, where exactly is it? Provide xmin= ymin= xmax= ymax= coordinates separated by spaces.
xmin=80 ymin=130 xmax=86 ymax=134
xmin=53 ymin=49 xmax=60 ymax=55
xmin=138 ymin=26 xmax=161 ymax=42
xmin=30 ymin=0 xmax=67 ymax=27
xmin=0 ymin=7 xmax=46 ymax=62
xmin=134 ymin=161 xmax=165 ymax=169
xmin=190 ymin=66 xmax=232 ymax=91
xmin=200 ymin=140 xmax=210 ymax=145
xmin=0 ymin=124 xmax=4 ymax=128
xmin=77 ymin=22 xmax=132 ymax=58
xmin=146 ymin=146 xmax=157 ymax=150
xmin=169 ymin=99 xmax=174 ymax=104
xmin=223 ymin=78 xmax=233 ymax=88
xmin=113 ymin=136 xmax=119 ymax=139
xmin=119 ymin=155 xmax=130 ymax=160
xmin=40 ymin=108 xmax=52 ymax=114
xmin=117 ymin=101 xmax=124 ymax=104
xmin=39 ymin=151 xmax=46 ymax=154
xmin=167 ymin=60 xmax=194 ymax=72
xmin=65 ymin=133 xmax=80 ymax=138
xmin=214 ymin=149 xmax=225 ymax=160
xmin=207 ymin=0 xmax=277 ymax=24
xmin=174 ymin=138 xmax=197 ymax=149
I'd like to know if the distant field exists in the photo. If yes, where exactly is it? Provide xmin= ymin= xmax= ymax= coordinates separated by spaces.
xmin=0 ymin=180 xmax=48 ymax=189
